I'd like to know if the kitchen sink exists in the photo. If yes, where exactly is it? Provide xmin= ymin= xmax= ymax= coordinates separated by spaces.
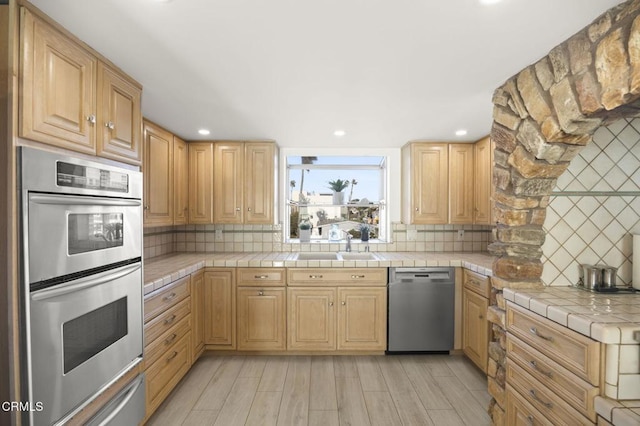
xmin=293 ymin=252 xmax=377 ymax=261
xmin=294 ymin=252 xmax=340 ymax=261
xmin=338 ymin=252 xmax=377 ymax=260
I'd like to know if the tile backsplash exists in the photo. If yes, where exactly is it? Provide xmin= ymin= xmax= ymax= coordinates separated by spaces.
xmin=144 ymin=222 xmax=492 ymax=261
xmin=542 ymin=118 xmax=640 ymax=287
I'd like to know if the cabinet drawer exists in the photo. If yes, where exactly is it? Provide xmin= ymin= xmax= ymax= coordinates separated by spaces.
xmin=144 ymin=276 xmax=190 ymax=323
xmin=506 ymin=362 xmax=592 ymax=425
xmin=237 ymin=268 xmax=286 ymax=286
xmin=145 ymin=332 xmax=191 ymax=415
xmin=288 ymin=268 xmax=387 ymax=286
xmin=506 ymin=302 xmax=600 ymax=385
xmin=145 ymin=314 xmax=190 ymax=368
xmin=507 ymin=334 xmax=598 ymax=421
xmin=144 ymin=298 xmax=190 ymax=346
xmin=463 ymin=269 xmax=491 ymax=298
xmin=506 ymin=386 xmax=554 ymax=426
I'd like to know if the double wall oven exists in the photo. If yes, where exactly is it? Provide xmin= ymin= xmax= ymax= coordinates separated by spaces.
xmin=20 ymin=147 xmax=145 ymax=425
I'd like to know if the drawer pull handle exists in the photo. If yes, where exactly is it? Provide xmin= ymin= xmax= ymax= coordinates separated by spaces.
xmin=254 ymin=275 xmax=269 ymax=279
xmin=163 ymin=292 xmax=177 ymax=302
xmin=529 ymin=389 xmax=553 ymax=409
xmin=166 ymin=351 xmax=178 ymax=361
xmin=309 ymin=275 xmax=323 ymax=279
xmin=164 ymin=314 xmax=177 ymax=325
xmin=165 ymin=333 xmax=177 ymax=345
xmin=526 ymin=415 xmax=534 ymax=425
xmin=529 ymin=327 xmax=553 ymax=342
xmin=351 ymin=275 xmax=366 ymax=279
xmin=529 ymin=360 xmax=553 ymax=378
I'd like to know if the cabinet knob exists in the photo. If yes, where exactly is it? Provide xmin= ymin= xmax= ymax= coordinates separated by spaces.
xmin=144 ymin=205 xmax=149 ymax=210
xmin=247 ymin=207 xmax=252 ymax=212
xmin=105 ymin=121 xmax=115 ymax=130
xmin=329 ymin=302 xmax=334 ymax=306
xmin=415 ymin=207 xmax=419 ymax=212
xmin=341 ymin=301 xmax=346 ymax=306
xmin=86 ymin=114 xmax=96 ymax=124
xmin=235 ymin=207 xmax=241 ymax=212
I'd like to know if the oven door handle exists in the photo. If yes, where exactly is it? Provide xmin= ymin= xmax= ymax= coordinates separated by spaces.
xmin=32 ymin=263 xmax=141 ymax=301
xmin=30 ymin=194 xmax=142 ymax=207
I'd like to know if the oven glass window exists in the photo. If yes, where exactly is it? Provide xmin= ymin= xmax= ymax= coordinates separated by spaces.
xmin=68 ymin=213 xmax=124 ymax=255
xmin=63 ymin=297 xmax=128 ymax=374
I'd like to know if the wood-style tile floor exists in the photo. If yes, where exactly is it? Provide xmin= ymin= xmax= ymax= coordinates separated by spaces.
xmin=146 ymin=354 xmax=491 ymax=426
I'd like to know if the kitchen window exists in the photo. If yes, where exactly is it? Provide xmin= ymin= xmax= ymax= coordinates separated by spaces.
xmin=286 ymin=155 xmax=388 ymax=242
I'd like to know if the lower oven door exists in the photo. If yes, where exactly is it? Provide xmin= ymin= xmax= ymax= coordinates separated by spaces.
xmin=28 ymin=262 xmax=143 ymax=425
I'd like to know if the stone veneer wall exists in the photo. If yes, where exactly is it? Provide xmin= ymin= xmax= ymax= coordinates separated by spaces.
xmin=143 ymin=222 xmax=492 ymax=261
xmin=487 ymin=1 xmax=640 ymax=423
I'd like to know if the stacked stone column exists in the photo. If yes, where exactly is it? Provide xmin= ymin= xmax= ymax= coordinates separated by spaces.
xmin=486 ymin=1 xmax=640 ymax=423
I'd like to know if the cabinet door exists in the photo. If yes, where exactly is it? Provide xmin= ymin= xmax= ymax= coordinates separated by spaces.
xmin=143 ymin=120 xmax=173 ymax=226
xmin=474 ymin=136 xmax=492 ymax=225
xmin=337 ymin=287 xmax=387 ymax=351
xmin=245 ymin=142 xmax=275 ymax=224
xmin=173 ymin=136 xmax=189 ymax=225
xmin=463 ymin=288 xmax=489 ymax=372
xmin=96 ymin=62 xmax=142 ymax=165
xmin=203 ymin=270 xmax=236 ymax=348
xmin=237 ymin=287 xmax=286 ymax=351
xmin=188 ymin=142 xmax=213 ymax=224
xmin=411 ymin=143 xmax=448 ymax=224
xmin=449 ymin=144 xmax=474 ymax=224
xmin=191 ymin=271 xmax=204 ymax=362
xmin=214 ymin=142 xmax=244 ymax=223
xmin=288 ymin=288 xmax=336 ymax=351
xmin=21 ymin=8 xmax=97 ymax=154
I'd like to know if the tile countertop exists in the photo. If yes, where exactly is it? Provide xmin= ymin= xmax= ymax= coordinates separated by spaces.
xmin=503 ymin=286 xmax=640 ymax=425
xmin=143 ymin=251 xmax=494 ymax=295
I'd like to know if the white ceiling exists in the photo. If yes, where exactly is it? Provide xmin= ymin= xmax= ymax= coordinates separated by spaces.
xmin=29 ymin=0 xmax=622 ymax=148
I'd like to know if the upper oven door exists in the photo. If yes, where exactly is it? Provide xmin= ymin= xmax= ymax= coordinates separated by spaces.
xmin=27 ymin=193 xmax=142 ymax=284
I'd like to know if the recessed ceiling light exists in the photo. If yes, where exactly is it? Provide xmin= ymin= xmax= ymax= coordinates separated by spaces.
xmin=455 ymin=129 xmax=468 ymax=136
xmin=334 ymin=130 xmax=346 ymax=137
xmin=479 ymin=0 xmax=502 ymax=4
xmin=198 ymin=129 xmax=210 ymax=135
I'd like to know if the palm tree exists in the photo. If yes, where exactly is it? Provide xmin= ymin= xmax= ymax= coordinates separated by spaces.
xmin=348 ymin=179 xmax=358 ymax=202
xmin=299 ymin=156 xmax=317 ymax=201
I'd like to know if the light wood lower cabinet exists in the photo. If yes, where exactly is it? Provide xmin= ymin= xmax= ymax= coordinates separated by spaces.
xmin=287 ymin=268 xmax=387 ymax=352
xmin=191 ymin=270 xmax=205 ymax=362
xmin=462 ymin=270 xmax=490 ymax=373
xmin=237 ymin=287 xmax=286 ymax=351
xmin=203 ymin=269 xmax=236 ymax=349
xmin=505 ymin=302 xmax=601 ymax=425
xmin=143 ymin=276 xmax=192 ymax=421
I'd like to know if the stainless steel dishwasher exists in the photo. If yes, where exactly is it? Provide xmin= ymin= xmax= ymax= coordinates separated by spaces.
xmin=387 ymin=267 xmax=455 ymax=353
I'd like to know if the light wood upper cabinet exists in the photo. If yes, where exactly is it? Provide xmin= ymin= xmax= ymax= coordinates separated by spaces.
xmin=214 ymin=142 xmax=245 ymax=223
xmin=474 ymin=136 xmax=493 ymax=225
xmin=449 ymin=144 xmax=475 ymax=224
xmin=20 ymin=8 xmax=142 ymax=165
xmin=21 ymin=8 xmax=97 ymax=154
xmin=173 ymin=136 xmax=189 ymax=225
xmin=203 ymin=269 xmax=236 ymax=349
xmin=245 ymin=142 xmax=276 ymax=224
xmin=143 ymin=120 xmax=173 ymax=226
xmin=188 ymin=142 xmax=214 ymax=224
xmin=402 ymin=143 xmax=449 ymax=224
xmin=96 ymin=62 xmax=142 ymax=164
xmin=213 ymin=141 xmax=277 ymax=224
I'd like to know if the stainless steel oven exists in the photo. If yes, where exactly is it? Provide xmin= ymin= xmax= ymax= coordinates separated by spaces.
xmin=20 ymin=147 xmax=145 ymax=426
